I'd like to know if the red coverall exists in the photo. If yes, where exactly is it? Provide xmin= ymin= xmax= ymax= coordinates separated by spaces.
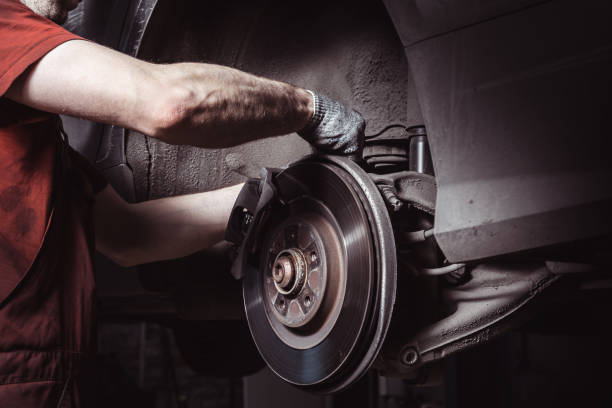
xmin=0 ymin=1 xmax=108 ymax=406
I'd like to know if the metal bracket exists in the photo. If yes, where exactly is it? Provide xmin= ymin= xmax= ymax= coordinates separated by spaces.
xmin=225 ymin=168 xmax=281 ymax=279
xmin=370 ymin=171 xmax=437 ymax=215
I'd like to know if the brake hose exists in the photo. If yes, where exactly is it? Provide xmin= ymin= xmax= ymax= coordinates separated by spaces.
xmin=417 ymin=263 xmax=466 ymax=276
xmin=402 ymin=228 xmax=466 ymax=276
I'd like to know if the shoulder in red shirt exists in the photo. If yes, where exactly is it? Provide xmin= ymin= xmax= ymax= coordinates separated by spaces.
xmin=0 ymin=0 xmax=103 ymax=302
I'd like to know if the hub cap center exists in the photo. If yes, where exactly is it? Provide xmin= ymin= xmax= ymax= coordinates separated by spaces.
xmin=272 ymin=249 xmax=306 ymax=296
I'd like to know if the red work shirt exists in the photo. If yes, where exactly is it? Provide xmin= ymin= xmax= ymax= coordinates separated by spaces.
xmin=0 ymin=0 xmax=105 ymax=302
xmin=0 ymin=1 xmax=109 ymax=406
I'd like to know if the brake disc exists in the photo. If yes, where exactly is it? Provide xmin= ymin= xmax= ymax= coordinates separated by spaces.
xmin=241 ymin=156 xmax=396 ymax=393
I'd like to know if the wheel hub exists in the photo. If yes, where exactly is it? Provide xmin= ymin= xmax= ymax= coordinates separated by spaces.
xmin=265 ymin=220 xmax=330 ymax=330
xmin=262 ymin=205 xmax=347 ymax=350
xmin=271 ymin=248 xmax=306 ymax=297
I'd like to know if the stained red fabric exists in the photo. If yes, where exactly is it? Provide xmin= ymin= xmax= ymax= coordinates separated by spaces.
xmin=0 ymin=0 xmax=84 ymax=301
xmin=0 ymin=1 xmax=107 ymax=406
xmin=0 ymin=137 xmax=101 ymax=407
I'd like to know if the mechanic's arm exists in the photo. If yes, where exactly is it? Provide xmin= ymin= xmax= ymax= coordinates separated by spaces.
xmin=6 ymin=39 xmax=363 ymax=154
xmin=94 ymin=183 xmax=243 ymax=267
xmin=6 ymin=40 xmax=310 ymax=145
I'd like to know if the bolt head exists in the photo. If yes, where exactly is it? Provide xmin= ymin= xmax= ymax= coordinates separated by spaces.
xmin=273 ymin=256 xmax=294 ymax=288
xmin=273 ymin=264 xmax=284 ymax=283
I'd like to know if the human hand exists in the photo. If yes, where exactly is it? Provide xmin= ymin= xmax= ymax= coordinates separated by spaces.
xmin=298 ymin=92 xmax=365 ymax=157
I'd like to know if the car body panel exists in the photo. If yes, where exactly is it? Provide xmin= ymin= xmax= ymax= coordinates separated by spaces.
xmin=384 ymin=0 xmax=612 ymax=261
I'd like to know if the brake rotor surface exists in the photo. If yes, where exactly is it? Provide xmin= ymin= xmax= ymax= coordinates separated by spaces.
xmin=243 ymin=156 xmax=396 ymax=393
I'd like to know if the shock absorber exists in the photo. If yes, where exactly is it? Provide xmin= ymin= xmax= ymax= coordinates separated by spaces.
xmin=407 ymin=126 xmax=434 ymax=176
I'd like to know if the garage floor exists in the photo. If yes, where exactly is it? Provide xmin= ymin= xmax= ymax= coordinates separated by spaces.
xmin=94 ymin=320 xmax=612 ymax=408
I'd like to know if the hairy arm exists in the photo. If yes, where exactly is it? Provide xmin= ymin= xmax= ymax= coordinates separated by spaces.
xmin=6 ymin=39 xmax=313 ymax=146
xmin=94 ymin=183 xmax=243 ymax=267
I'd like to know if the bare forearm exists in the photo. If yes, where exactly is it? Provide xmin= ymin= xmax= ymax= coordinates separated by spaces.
xmin=6 ymin=40 xmax=313 ymax=147
xmin=155 ymin=63 xmax=313 ymax=146
xmin=96 ymin=184 xmax=243 ymax=267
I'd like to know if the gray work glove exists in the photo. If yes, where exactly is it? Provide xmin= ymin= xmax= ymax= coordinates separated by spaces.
xmin=298 ymin=91 xmax=365 ymax=157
